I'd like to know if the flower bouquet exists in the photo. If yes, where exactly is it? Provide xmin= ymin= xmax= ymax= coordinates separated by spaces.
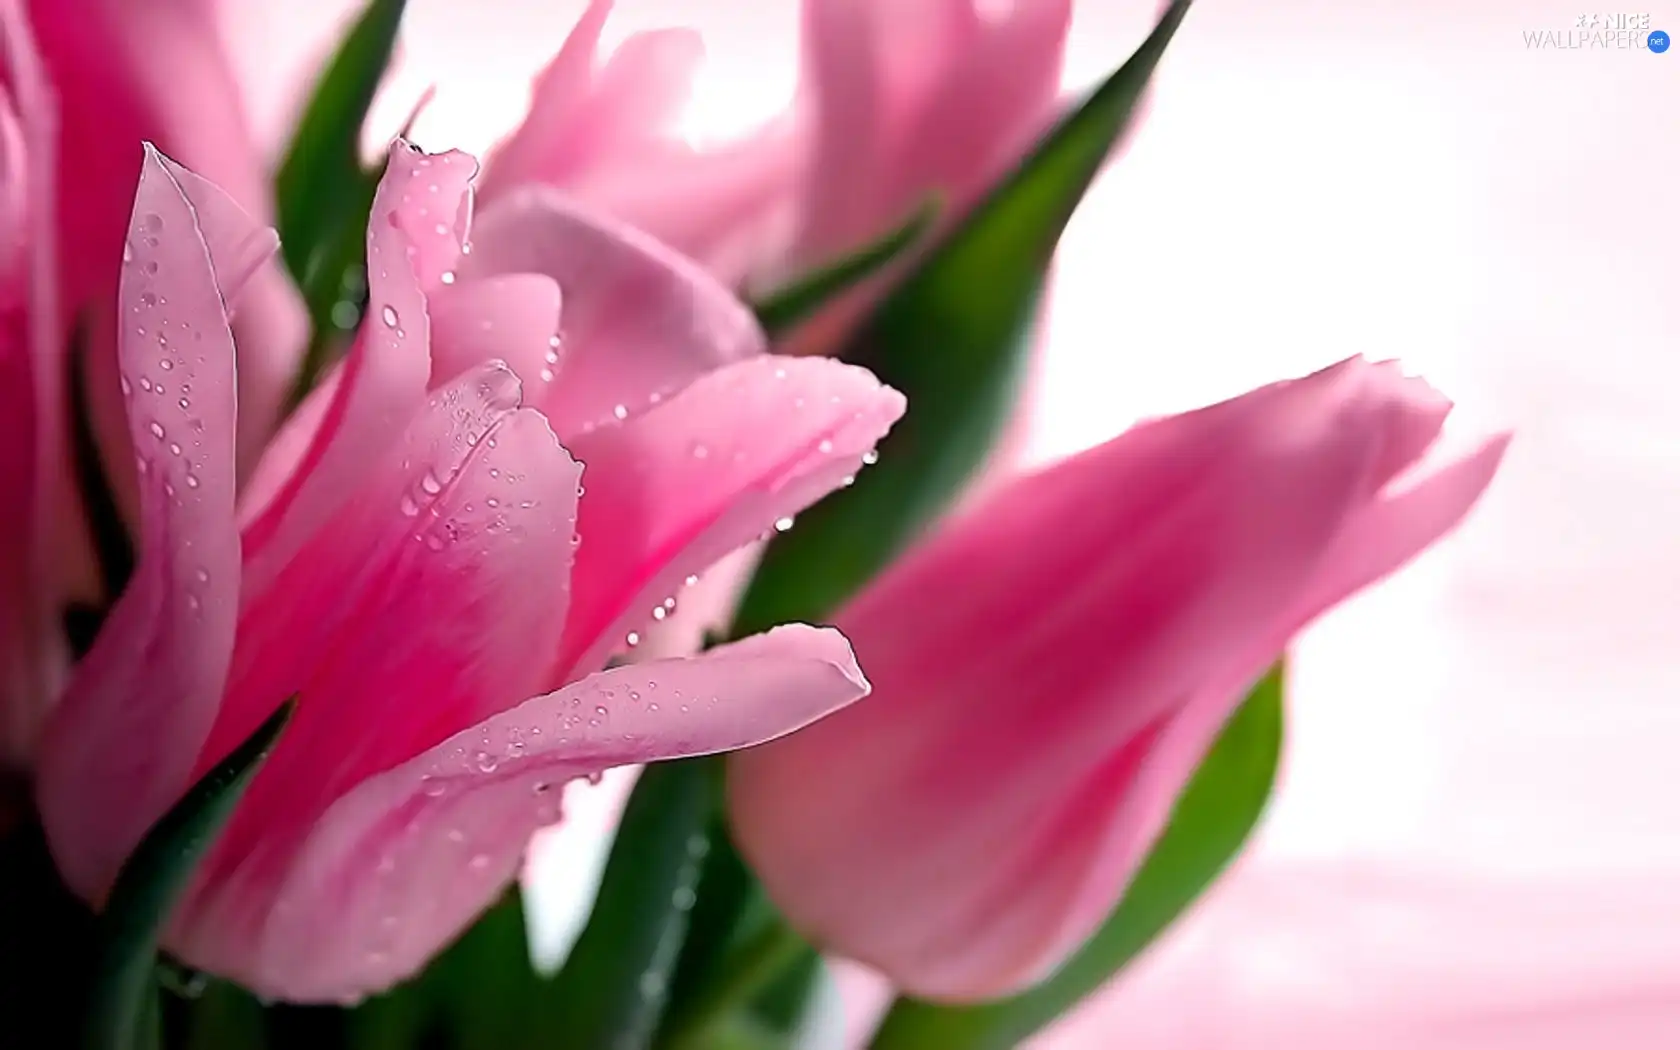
xmin=0 ymin=1 xmax=1506 ymax=1047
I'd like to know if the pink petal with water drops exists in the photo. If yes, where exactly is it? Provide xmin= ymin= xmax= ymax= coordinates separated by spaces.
xmin=36 ymin=146 xmax=242 ymax=899
xmin=198 ymin=361 xmax=537 ymax=783
xmin=426 ymin=273 xmax=562 ymax=390
xmin=174 ymin=403 xmax=583 ymax=991
xmin=23 ymin=0 xmax=306 ymax=466
xmin=554 ymin=355 xmax=905 ymax=682
xmin=239 ymin=144 xmax=473 ymax=595
xmin=174 ymin=624 xmax=865 ymax=1002
xmin=462 ymin=188 xmax=765 ymax=438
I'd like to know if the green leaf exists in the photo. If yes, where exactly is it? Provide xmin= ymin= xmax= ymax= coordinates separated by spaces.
xmin=538 ymin=759 xmax=718 ymax=1050
xmin=866 ymin=663 xmax=1284 ymax=1050
xmin=730 ymin=0 xmax=1191 ymax=637
xmin=749 ymin=199 xmax=939 ymax=340
xmin=274 ymin=0 xmax=406 ymax=293
xmin=83 ymin=701 xmax=295 ymax=1050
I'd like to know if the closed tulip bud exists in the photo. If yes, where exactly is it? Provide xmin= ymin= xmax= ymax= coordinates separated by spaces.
xmin=730 ymin=357 xmax=1509 ymax=1001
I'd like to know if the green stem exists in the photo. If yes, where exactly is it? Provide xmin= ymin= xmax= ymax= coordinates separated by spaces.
xmin=660 ymin=919 xmax=810 ymax=1050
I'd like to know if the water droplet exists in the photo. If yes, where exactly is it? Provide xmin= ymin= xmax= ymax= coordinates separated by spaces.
xmin=425 ymin=533 xmax=446 ymax=551
xmin=381 ymin=304 xmax=399 ymax=328
xmin=141 ymin=212 xmax=163 ymax=233
xmin=168 ymin=442 xmax=181 ymax=456
xmin=612 ymin=403 xmax=628 ymax=420
xmin=185 ymin=593 xmax=201 ymax=613
xmin=122 ymin=241 xmax=133 ymax=263
xmin=399 ymin=493 xmax=420 ymax=516
xmin=548 ymin=334 xmax=561 ymax=349
xmin=684 ymin=574 xmax=699 ymax=588
xmin=158 ymin=358 xmax=174 ymax=371
xmin=594 ymin=705 xmax=608 ymax=718
xmin=420 ymin=470 xmax=442 ymax=495
xmin=651 ymin=606 xmax=667 ymax=621
xmin=774 ymin=516 xmax=795 ymax=532
xmin=446 ymin=828 xmax=465 ymax=843
xmin=773 ymin=366 xmax=787 ymax=380
xmin=439 ymin=270 xmax=456 ymax=285
xmin=862 ymin=450 xmax=880 ymax=465
xmin=818 ymin=439 xmax=834 ymax=454
xmin=842 ymin=474 xmax=856 ymax=486
xmin=539 ymin=368 xmax=555 ymax=383
xmin=178 ymin=397 xmax=191 ymax=410
xmin=469 ymin=853 xmax=490 ymax=871
xmin=690 ymin=442 xmax=709 ymax=460
xmin=148 ymin=421 xmax=165 ymax=440
xmin=434 ymin=222 xmax=449 ymax=236
xmin=119 ymin=375 xmax=132 ymax=396
xmin=628 ymin=690 xmax=641 ymax=702
xmin=625 ymin=631 xmax=640 ymax=648
xmin=662 ymin=597 xmax=677 ymax=612
xmin=474 ymin=751 xmax=498 ymax=773
xmin=185 ymin=473 xmax=201 ymax=489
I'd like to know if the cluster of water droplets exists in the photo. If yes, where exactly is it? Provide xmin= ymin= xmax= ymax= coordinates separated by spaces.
xmin=121 ymin=209 xmax=219 ymax=614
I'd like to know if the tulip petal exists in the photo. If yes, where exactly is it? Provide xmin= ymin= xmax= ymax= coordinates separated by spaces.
xmin=891 ymin=0 xmax=1072 ymax=220
xmin=555 ymin=355 xmax=905 ymax=681
xmin=426 ymin=273 xmax=563 ymax=390
xmin=25 ymin=0 xmax=306 ymax=465
xmin=175 ymin=624 xmax=866 ymax=1002
xmin=198 ymin=361 xmax=550 ymax=785
xmin=240 ymin=145 xmax=477 ymax=595
xmin=476 ymin=0 xmax=614 ymax=200
xmin=37 ymin=146 xmax=242 ymax=899
xmin=463 ymin=189 xmax=765 ymax=438
xmin=796 ymin=0 xmax=885 ymax=260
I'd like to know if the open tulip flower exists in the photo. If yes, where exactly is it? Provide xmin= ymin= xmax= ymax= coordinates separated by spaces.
xmin=32 ymin=142 xmax=903 ymax=1002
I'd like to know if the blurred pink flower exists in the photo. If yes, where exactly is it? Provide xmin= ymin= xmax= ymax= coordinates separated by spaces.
xmin=477 ymin=0 xmax=800 ymax=287
xmin=34 ymin=142 xmax=904 ymax=1002
xmin=1030 ymin=861 xmax=1680 ymax=1049
xmin=730 ymin=357 xmax=1508 ymax=1001
xmin=477 ymin=0 xmax=1077 ymax=316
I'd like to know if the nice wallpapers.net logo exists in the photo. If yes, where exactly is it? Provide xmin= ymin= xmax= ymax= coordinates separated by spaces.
xmin=1522 ymin=12 xmax=1670 ymax=51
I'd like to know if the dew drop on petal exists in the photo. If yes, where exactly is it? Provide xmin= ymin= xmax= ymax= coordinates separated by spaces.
xmin=625 ymin=631 xmax=640 ymax=648
xmin=381 ymin=304 xmax=399 ymax=328
xmin=148 ymin=421 xmax=165 ymax=440
xmin=862 ymin=450 xmax=880 ymax=465
xmin=774 ymin=516 xmax=795 ymax=532
xmin=420 ymin=469 xmax=442 ymax=495
xmin=612 ymin=403 xmax=628 ymax=421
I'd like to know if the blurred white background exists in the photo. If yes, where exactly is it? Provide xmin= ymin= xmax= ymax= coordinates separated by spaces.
xmin=221 ymin=0 xmax=1680 ymax=1041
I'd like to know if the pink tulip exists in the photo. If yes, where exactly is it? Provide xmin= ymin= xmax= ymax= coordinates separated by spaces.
xmin=477 ymin=0 xmax=800 ymax=286
xmin=1030 ymin=861 xmax=1680 ymax=1049
xmin=35 ymin=142 xmax=904 ymax=1002
xmin=730 ymin=357 xmax=1510 ymax=1001
xmin=0 ymin=0 xmax=306 ymax=762
xmin=21 ymin=0 xmax=305 ymax=466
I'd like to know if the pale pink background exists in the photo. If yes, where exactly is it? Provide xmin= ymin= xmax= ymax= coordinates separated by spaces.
xmin=219 ymin=0 xmax=1680 ymax=1043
